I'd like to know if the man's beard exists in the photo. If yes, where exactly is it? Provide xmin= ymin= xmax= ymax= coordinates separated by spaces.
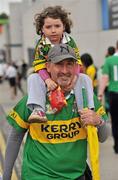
xmin=57 ymin=74 xmax=72 ymax=88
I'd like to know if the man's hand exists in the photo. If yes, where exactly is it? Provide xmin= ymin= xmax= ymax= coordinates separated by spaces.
xmin=97 ymin=94 xmax=103 ymax=102
xmin=79 ymin=109 xmax=103 ymax=127
xmin=45 ymin=78 xmax=57 ymax=91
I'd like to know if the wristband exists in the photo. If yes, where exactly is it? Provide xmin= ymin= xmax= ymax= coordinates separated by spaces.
xmin=97 ymin=119 xmax=104 ymax=128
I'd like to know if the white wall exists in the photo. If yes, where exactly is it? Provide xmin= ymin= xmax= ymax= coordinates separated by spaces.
xmin=9 ymin=2 xmax=23 ymax=65
xmin=23 ymin=0 xmax=103 ymax=64
xmin=10 ymin=0 xmax=118 ymax=67
xmin=0 ymin=25 xmax=8 ymax=50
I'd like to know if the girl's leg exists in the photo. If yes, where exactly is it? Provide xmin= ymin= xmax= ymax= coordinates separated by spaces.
xmin=27 ymin=73 xmax=47 ymax=122
xmin=74 ymin=73 xmax=94 ymax=110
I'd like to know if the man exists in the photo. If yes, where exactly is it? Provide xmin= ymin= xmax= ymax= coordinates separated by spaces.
xmin=98 ymin=52 xmax=118 ymax=154
xmin=3 ymin=44 xmax=108 ymax=180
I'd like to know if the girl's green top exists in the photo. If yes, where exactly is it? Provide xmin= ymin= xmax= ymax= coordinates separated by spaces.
xmin=33 ymin=33 xmax=81 ymax=72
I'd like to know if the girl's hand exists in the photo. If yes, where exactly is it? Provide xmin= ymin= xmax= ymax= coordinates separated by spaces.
xmin=45 ymin=78 xmax=57 ymax=91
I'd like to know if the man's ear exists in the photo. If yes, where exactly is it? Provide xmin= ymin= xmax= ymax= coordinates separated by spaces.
xmin=46 ymin=62 xmax=51 ymax=73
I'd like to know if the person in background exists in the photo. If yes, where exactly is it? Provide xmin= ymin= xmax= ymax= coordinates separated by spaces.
xmin=98 ymin=45 xmax=118 ymax=153
xmin=0 ymin=63 xmax=4 ymax=83
xmin=3 ymin=44 xmax=109 ymax=180
xmin=13 ymin=62 xmax=25 ymax=96
xmin=21 ymin=60 xmax=28 ymax=80
xmin=104 ymin=46 xmax=115 ymax=114
xmin=80 ymin=53 xmax=98 ymax=95
xmin=16 ymin=68 xmax=25 ymax=96
xmin=5 ymin=62 xmax=17 ymax=99
xmin=106 ymin=46 xmax=115 ymax=57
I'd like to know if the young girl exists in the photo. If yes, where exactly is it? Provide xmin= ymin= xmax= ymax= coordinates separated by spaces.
xmin=27 ymin=6 xmax=94 ymax=122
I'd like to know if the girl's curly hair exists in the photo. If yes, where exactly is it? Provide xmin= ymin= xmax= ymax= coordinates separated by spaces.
xmin=34 ymin=6 xmax=72 ymax=35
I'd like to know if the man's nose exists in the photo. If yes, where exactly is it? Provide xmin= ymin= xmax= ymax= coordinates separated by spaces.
xmin=61 ymin=65 xmax=68 ymax=73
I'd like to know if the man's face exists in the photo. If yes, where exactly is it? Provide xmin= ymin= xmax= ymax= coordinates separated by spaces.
xmin=46 ymin=59 xmax=77 ymax=89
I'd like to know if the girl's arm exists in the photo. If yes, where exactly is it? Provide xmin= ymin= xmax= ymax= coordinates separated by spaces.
xmin=38 ymin=69 xmax=57 ymax=91
xmin=38 ymin=69 xmax=50 ymax=81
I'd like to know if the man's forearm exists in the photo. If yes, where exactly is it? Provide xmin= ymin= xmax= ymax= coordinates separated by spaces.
xmin=98 ymin=75 xmax=109 ymax=99
xmin=3 ymin=127 xmax=25 ymax=180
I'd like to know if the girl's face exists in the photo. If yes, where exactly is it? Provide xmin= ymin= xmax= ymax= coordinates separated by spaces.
xmin=42 ymin=17 xmax=65 ymax=44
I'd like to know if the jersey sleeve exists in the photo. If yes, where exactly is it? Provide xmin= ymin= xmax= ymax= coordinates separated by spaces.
xmin=86 ymin=66 xmax=95 ymax=81
xmin=68 ymin=37 xmax=82 ymax=65
xmin=102 ymin=58 xmax=109 ymax=75
xmin=94 ymin=94 xmax=108 ymax=121
xmin=7 ymin=96 xmax=31 ymax=132
xmin=33 ymin=38 xmax=50 ymax=72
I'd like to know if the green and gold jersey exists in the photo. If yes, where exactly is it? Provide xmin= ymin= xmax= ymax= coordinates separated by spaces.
xmin=33 ymin=33 xmax=81 ymax=72
xmin=7 ymin=94 xmax=107 ymax=180
xmin=102 ymin=55 xmax=118 ymax=92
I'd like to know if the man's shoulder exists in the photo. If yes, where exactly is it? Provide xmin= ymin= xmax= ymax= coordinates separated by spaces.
xmin=105 ymin=56 xmax=118 ymax=66
xmin=79 ymin=73 xmax=91 ymax=81
xmin=106 ymin=55 xmax=118 ymax=61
